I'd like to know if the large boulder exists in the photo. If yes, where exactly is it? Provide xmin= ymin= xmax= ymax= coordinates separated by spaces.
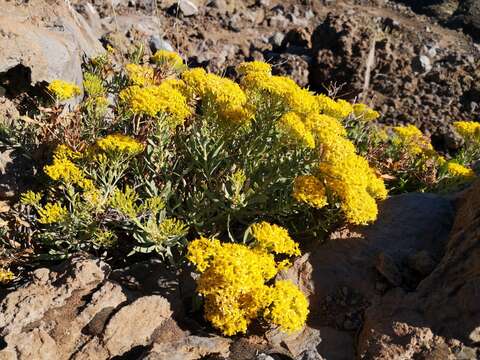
xmin=0 ymin=0 xmax=104 ymax=97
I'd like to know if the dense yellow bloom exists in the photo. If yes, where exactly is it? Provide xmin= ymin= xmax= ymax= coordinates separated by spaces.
xmin=453 ymin=121 xmax=480 ymax=140
xmin=125 ymin=63 xmax=154 ymax=86
xmin=316 ymin=94 xmax=353 ymax=120
xmin=44 ymin=157 xmax=93 ymax=190
xmin=237 ymin=61 xmax=272 ymax=76
xmin=265 ymin=280 xmax=309 ymax=333
xmin=187 ymin=233 xmax=307 ymax=336
xmin=187 ymin=237 xmax=223 ymax=273
xmin=151 ymin=50 xmax=184 ymax=70
xmin=53 ymin=144 xmax=82 ymax=161
xmin=293 ymin=175 xmax=328 ymax=209
xmin=182 ymin=68 xmax=210 ymax=96
xmin=319 ymin=152 xmax=386 ymax=224
xmin=119 ymin=83 xmax=191 ymax=123
xmin=96 ymin=134 xmax=144 ymax=155
xmin=83 ymin=72 xmax=105 ymax=97
xmin=393 ymin=124 xmax=433 ymax=156
xmin=251 ymin=222 xmax=301 ymax=256
xmin=353 ymin=103 xmax=380 ymax=121
xmin=278 ymin=112 xmax=315 ymax=148
xmin=183 ymin=69 xmax=251 ymax=125
xmin=38 ymin=202 xmax=68 ymax=224
xmin=47 ymin=80 xmax=81 ymax=101
xmin=445 ymin=162 xmax=475 ymax=179
xmin=0 ymin=268 xmax=15 ymax=284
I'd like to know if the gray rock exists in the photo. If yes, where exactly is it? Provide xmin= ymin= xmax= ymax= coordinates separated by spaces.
xmin=0 ymin=0 xmax=104 ymax=98
xmin=412 ymin=55 xmax=432 ymax=73
xmin=269 ymin=32 xmax=285 ymax=48
xmin=149 ymin=35 xmax=175 ymax=53
xmin=103 ymin=296 xmax=172 ymax=357
xmin=179 ymin=0 xmax=199 ymax=16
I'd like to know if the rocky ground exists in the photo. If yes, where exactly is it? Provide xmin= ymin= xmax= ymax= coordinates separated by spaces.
xmin=0 ymin=0 xmax=479 ymax=359
xmin=0 ymin=0 xmax=479 ymax=150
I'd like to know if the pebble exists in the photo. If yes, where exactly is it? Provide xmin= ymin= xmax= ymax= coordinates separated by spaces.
xmin=149 ymin=35 xmax=174 ymax=53
xmin=178 ymin=0 xmax=199 ymax=16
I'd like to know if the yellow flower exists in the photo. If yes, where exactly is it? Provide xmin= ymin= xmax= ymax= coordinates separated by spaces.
xmin=47 ymin=80 xmax=81 ymax=101
xmin=251 ymin=222 xmax=301 ymax=256
xmin=187 ymin=235 xmax=306 ymax=336
xmin=392 ymin=124 xmax=433 ymax=156
xmin=44 ymin=157 xmax=93 ymax=190
xmin=125 ymin=63 xmax=154 ymax=86
xmin=38 ymin=202 xmax=68 ymax=224
xmin=119 ymin=83 xmax=191 ymax=124
xmin=96 ymin=134 xmax=144 ymax=155
xmin=83 ymin=72 xmax=105 ymax=97
xmin=292 ymin=175 xmax=328 ymax=209
xmin=0 ymin=268 xmax=15 ymax=284
xmin=316 ymin=94 xmax=353 ymax=120
xmin=151 ymin=50 xmax=184 ymax=70
xmin=278 ymin=112 xmax=315 ymax=148
xmin=353 ymin=103 xmax=380 ymax=121
xmin=187 ymin=237 xmax=223 ymax=273
xmin=265 ymin=280 xmax=309 ymax=333
xmin=445 ymin=162 xmax=475 ymax=179
xmin=20 ymin=191 xmax=42 ymax=206
xmin=453 ymin=121 xmax=480 ymax=141
xmin=237 ymin=61 xmax=272 ymax=76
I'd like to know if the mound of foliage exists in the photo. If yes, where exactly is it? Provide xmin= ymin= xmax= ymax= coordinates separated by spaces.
xmin=0 ymin=48 xmax=478 ymax=336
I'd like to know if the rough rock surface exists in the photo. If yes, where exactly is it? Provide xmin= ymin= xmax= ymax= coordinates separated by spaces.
xmin=0 ymin=0 xmax=104 ymax=101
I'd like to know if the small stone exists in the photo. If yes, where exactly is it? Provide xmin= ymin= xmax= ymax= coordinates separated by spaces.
xmin=412 ymin=55 xmax=432 ymax=73
xmin=256 ymin=354 xmax=275 ymax=360
xmin=178 ymin=0 xmax=199 ymax=16
xmin=149 ymin=35 xmax=174 ymax=53
xmin=269 ymin=32 xmax=285 ymax=48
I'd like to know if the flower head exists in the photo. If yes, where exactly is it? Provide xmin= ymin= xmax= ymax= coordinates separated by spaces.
xmin=38 ymin=202 xmax=68 ymax=224
xmin=151 ymin=50 xmax=184 ymax=70
xmin=293 ymin=175 xmax=328 ymax=209
xmin=0 ymin=268 xmax=15 ymax=284
xmin=353 ymin=103 xmax=380 ymax=121
xmin=47 ymin=80 xmax=81 ymax=101
xmin=96 ymin=134 xmax=144 ymax=155
xmin=265 ymin=280 xmax=309 ymax=333
xmin=251 ymin=222 xmax=301 ymax=256
xmin=125 ymin=63 xmax=154 ymax=86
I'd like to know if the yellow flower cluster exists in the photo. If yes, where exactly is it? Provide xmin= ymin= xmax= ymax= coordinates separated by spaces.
xmin=453 ymin=121 xmax=480 ymax=141
xmin=187 ymin=225 xmax=308 ymax=336
xmin=264 ymin=280 xmax=310 ymax=333
xmin=278 ymin=112 xmax=316 ymax=149
xmin=119 ymin=82 xmax=191 ymax=124
xmin=393 ymin=124 xmax=433 ymax=156
xmin=44 ymin=153 xmax=93 ymax=190
xmin=182 ymin=68 xmax=252 ymax=125
xmin=125 ymin=63 xmax=154 ymax=86
xmin=83 ymin=72 xmax=105 ymax=97
xmin=445 ymin=161 xmax=475 ymax=179
xmin=20 ymin=191 xmax=42 ymax=206
xmin=353 ymin=103 xmax=380 ymax=121
xmin=237 ymin=61 xmax=272 ymax=76
xmin=250 ymin=221 xmax=301 ymax=256
xmin=292 ymin=175 xmax=328 ymax=209
xmin=236 ymin=61 xmax=387 ymax=225
xmin=47 ymin=80 xmax=81 ymax=101
xmin=0 ymin=268 xmax=15 ymax=284
xmin=38 ymin=202 xmax=68 ymax=224
xmin=96 ymin=134 xmax=144 ymax=155
xmin=151 ymin=50 xmax=184 ymax=70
